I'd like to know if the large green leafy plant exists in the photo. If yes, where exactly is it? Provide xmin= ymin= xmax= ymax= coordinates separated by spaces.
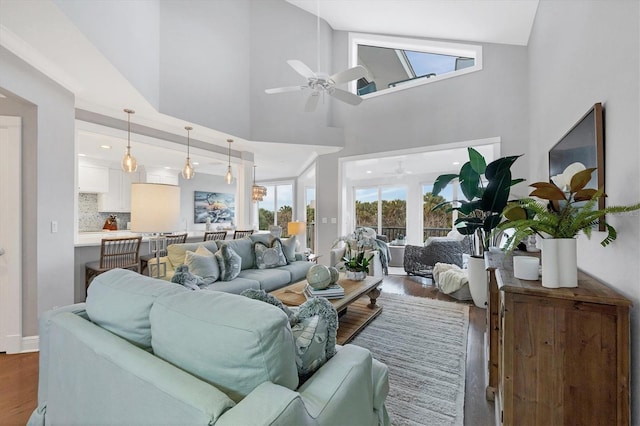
xmin=499 ymin=168 xmax=640 ymax=249
xmin=432 ymin=147 xmax=524 ymax=255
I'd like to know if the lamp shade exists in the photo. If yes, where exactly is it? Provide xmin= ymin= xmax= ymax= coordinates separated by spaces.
xmin=131 ymin=183 xmax=181 ymax=233
xmin=287 ymin=221 xmax=306 ymax=236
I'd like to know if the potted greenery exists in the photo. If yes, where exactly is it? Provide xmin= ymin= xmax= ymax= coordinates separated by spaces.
xmin=432 ymin=147 xmax=524 ymax=255
xmin=432 ymin=147 xmax=523 ymax=307
xmin=333 ymin=227 xmax=387 ymax=280
xmin=498 ymin=167 xmax=640 ymax=288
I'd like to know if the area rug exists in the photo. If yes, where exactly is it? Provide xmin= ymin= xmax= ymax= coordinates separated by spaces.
xmin=351 ymin=292 xmax=469 ymax=426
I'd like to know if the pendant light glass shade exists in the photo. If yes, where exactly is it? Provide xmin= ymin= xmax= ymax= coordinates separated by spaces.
xmin=122 ymin=109 xmax=138 ymax=173
xmin=225 ymin=139 xmax=233 ymax=184
xmin=251 ymin=165 xmax=267 ymax=202
xmin=182 ymin=126 xmax=195 ymax=180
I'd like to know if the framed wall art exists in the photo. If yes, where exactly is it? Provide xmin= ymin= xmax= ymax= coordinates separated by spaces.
xmin=194 ymin=191 xmax=235 ymax=224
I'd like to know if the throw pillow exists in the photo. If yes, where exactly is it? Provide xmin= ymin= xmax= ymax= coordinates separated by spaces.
xmin=184 ymin=247 xmax=220 ymax=284
xmin=254 ymin=239 xmax=287 ymax=269
xmin=291 ymin=297 xmax=338 ymax=378
xmin=215 ymin=244 xmax=242 ymax=281
xmin=170 ymin=264 xmax=203 ymax=291
xmin=279 ymin=236 xmax=297 ymax=263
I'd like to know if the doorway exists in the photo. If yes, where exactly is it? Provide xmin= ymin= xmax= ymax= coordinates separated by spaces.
xmin=0 ymin=116 xmax=22 ymax=353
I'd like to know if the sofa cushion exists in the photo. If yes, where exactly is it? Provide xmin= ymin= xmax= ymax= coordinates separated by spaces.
xmin=167 ymin=241 xmax=219 ymax=269
xmin=278 ymin=261 xmax=313 ymax=283
xmin=254 ymin=239 xmax=287 ymax=269
xmin=86 ymin=269 xmax=187 ymax=349
xmin=219 ymin=237 xmax=254 ymax=270
xmin=215 ymin=245 xmax=242 ymax=281
xmin=185 ymin=246 xmax=220 ymax=283
xmin=203 ymin=276 xmax=260 ymax=294
xmin=237 ymin=268 xmax=292 ymax=292
xmin=149 ymin=291 xmax=298 ymax=402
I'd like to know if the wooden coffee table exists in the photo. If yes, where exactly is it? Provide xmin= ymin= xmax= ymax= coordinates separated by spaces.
xmin=271 ymin=274 xmax=383 ymax=345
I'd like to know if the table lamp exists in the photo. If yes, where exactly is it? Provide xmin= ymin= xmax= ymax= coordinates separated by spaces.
xmin=287 ymin=221 xmax=306 ymax=251
xmin=131 ymin=183 xmax=181 ymax=278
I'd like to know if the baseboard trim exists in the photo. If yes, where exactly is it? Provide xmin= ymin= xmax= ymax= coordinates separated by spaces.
xmin=6 ymin=335 xmax=39 ymax=353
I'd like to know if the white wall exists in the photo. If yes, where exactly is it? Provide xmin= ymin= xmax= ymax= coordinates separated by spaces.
xmin=313 ymin=36 xmax=529 ymax=262
xmin=159 ymin=0 xmax=252 ymax=139
xmin=0 ymin=46 xmax=76 ymax=336
xmin=54 ymin=0 xmax=160 ymax=109
xmin=528 ymin=1 xmax=640 ymax=421
xmin=177 ymin=172 xmax=237 ymax=232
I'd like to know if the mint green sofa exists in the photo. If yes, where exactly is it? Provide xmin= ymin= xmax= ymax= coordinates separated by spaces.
xmin=158 ymin=235 xmax=313 ymax=293
xmin=28 ymin=269 xmax=390 ymax=425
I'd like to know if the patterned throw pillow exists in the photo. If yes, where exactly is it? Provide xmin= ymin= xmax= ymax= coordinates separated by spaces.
xmin=215 ymin=244 xmax=242 ymax=281
xmin=254 ymin=239 xmax=287 ymax=269
xmin=279 ymin=236 xmax=297 ymax=263
xmin=184 ymin=246 xmax=219 ymax=284
xmin=291 ymin=297 xmax=338 ymax=379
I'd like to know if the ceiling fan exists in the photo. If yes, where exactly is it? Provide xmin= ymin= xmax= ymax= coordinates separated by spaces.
xmin=385 ymin=161 xmax=412 ymax=178
xmin=264 ymin=0 xmax=368 ymax=112
xmin=265 ymin=60 xmax=368 ymax=112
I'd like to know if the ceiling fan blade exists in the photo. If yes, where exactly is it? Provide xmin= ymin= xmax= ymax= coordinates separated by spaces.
xmin=304 ymin=92 xmax=320 ymax=112
xmin=329 ymin=88 xmax=363 ymax=106
xmin=287 ymin=59 xmax=316 ymax=80
xmin=330 ymin=65 xmax=368 ymax=85
xmin=265 ymin=86 xmax=305 ymax=94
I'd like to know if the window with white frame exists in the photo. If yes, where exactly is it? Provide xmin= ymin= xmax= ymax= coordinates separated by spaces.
xmin=349 ymin=33 xmax=482 ymax=97
xmin=354 ymin=185 xmax=407 ymax=242
xmin=258 ymin=183 xmax=294 ymax=235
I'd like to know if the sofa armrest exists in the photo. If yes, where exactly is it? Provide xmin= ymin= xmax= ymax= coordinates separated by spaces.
xmin=329 ymin=245 xmax=346 ymax=267
xmin=44 ymin=313 xmax=234 ymax=424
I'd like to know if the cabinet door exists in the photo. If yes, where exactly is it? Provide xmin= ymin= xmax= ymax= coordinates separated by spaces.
xmin=98 ymin=169 xmax=122 ymax=211
xmin=78 ymin=164 xmax=109 ymax=193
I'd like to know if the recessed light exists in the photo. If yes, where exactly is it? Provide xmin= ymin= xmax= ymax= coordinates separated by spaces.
xmin=164 ymin=166 xmax=171 ymax=170
xmin=453 ymin=161 xmax=460 ymax=165
xmin=366 ymin=170 xmax=372 ymax=174
xmin=100 ymin=144 xmax=112 ymax=150
xmin=193 ymin=162 xmax=200 ymax=166
xmin=78 ymin=153 xmax=86 ymax=157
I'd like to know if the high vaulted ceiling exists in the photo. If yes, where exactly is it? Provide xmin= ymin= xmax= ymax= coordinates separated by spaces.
xmin=0 ymin=0 xmax=539 ymax=180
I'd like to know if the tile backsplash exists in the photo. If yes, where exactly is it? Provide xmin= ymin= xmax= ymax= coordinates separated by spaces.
xmin=78 ymin=193 xmax=131 ymax=232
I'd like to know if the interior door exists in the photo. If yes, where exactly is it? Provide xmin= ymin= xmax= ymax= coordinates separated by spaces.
xmin=0 ymin=116 xmax=22 ymax=353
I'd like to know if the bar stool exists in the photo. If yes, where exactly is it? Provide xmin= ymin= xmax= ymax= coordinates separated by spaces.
xmin=85 ymin=236 xmax=142 ymax=293
xmin=233 ymin=229 xmax=254 ymax=239
xmin=203 ymin=231 xmax=227 ymax=241
xmin=140 ymin=233 xmax=188 ymax=275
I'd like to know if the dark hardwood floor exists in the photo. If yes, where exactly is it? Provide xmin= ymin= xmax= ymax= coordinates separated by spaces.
xmin=0 ymin=273 xmax=494 ymax=426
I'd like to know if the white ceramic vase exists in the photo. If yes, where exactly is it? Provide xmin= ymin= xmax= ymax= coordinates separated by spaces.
xmin=541 ymin=238 xmax=577 ymax=288
xmin=346 ymin=270 xmax=367 ymax=281
xmin=467 ymin=255 xmax=488 ymax=308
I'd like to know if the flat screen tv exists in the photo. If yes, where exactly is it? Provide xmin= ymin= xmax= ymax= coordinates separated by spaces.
xmin=548 ymin=102 xmax=605 ymax=230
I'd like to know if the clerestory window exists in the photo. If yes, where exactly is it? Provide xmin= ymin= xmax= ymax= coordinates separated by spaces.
xmin=349 ymin=33 xmax=482 ymax=98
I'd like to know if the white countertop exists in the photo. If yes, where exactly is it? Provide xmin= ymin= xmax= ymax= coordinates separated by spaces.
xmin=74 ymin=230 xmax=210 ymax=247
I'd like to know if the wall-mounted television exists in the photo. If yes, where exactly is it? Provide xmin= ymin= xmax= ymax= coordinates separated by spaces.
xmin=548 ymin=102 xmax=605 ymax=230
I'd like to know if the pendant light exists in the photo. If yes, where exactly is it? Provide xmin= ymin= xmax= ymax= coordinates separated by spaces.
xmin=182 ymin=126 xmax=195 ymax=179
xmin=225 ymin=138 xmax=233 ymax=184
xmin=122 ymin=108 xmax=137 ymax=173
xmin=251 ymin=165 xmax=267 ymax=202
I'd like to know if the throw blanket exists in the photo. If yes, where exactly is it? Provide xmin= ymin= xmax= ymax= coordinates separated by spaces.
xmin=433 ymin=263 xmax=468 ymax=294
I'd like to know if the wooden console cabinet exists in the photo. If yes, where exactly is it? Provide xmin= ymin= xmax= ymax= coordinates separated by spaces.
xmin=488 ymin=259 xmax=631 ymax=425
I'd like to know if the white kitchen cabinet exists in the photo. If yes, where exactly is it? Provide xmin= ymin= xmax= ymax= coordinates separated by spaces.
xmin=78 ymin=163 xmax=109 ymax=193
xmin=98 ymin=169 xmax=140 ymax=212
xmin=144 ymin=168 xmax=179 ymax=185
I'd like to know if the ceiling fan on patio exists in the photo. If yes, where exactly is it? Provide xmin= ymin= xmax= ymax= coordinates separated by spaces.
xmin=385 ymin=161 xmax=412 ymax=178
xmin=264 ymin=0 xmax=368 ymax=112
